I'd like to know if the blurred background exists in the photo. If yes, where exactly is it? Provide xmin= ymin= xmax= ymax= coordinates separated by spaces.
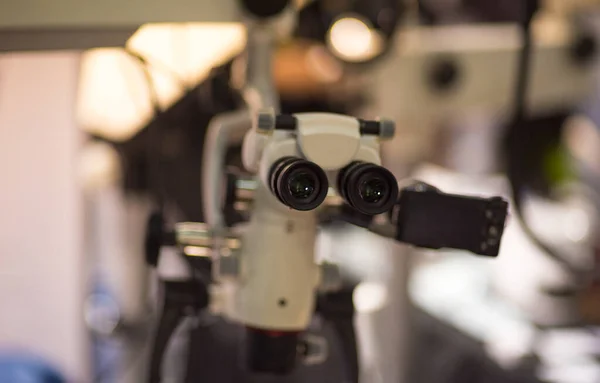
xmin=2 ymin=0 xmax=600 ymax=382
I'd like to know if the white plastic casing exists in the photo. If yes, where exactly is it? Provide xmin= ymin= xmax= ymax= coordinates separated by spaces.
xmin=295 ymin=113 xmax=361 ymax=170
xmin=228 ymin=186 xmax=321 ymax=330
xmin=225 ymin=112 xmax=385 ymax=331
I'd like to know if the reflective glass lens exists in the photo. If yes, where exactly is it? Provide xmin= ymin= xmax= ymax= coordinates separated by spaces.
xmin=287 ymin=172 xmax=317 ymax=200
xmin=359 ymin=178 xmax=387 ymax=204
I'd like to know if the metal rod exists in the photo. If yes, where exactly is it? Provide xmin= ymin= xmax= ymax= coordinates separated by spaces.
xmin=244 ymin=24 xmax=280 ymax=112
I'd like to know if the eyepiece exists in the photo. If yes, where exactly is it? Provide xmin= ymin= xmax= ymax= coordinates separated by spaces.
xmin=269 ymin=157 xmax=329 ymax=211
xmin=338 ymin=161 xmax=398 ymax=215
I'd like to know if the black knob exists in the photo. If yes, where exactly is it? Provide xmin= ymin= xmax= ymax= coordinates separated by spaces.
xmin=145 ymin=211 xmax=165 ymax=267
xmin=239 ymin=0 xmax=291 ymax=18
xmin=571 ymin=34 xmax=597 ymax=65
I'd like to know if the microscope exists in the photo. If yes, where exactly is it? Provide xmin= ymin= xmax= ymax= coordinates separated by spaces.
xmin=149 ymin=113 xmax=508 ymax=378
xmin=143 ymin=0 xmax=510 ymax=381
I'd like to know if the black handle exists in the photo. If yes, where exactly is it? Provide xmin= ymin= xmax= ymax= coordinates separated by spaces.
xmin=393 ymin=182 xmax=509 ymax=257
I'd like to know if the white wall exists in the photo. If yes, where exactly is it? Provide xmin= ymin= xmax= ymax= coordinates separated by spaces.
xmin=0 ymin=51 xmax=88 ymax=381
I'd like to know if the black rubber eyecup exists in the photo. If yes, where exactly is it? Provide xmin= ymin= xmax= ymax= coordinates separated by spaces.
xmin=269 ymin=157 xmax=329 ymax=211
xmin=338 ymin=161 xmax=399 ymax=215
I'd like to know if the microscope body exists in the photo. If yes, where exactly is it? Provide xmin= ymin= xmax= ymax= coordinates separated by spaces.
xmin=167 ymin=109 xmax=506 ymax=376
xmin=220 ymin=113 xmax=385 ymax=332
xmin=230 ymin=186 xmax=320 ymax=330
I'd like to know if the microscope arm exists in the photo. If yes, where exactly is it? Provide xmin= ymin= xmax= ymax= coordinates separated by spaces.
xmin=202 ymin=111 xmax=252 ymax=230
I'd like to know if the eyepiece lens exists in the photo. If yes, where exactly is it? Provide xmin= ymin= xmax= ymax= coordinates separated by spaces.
xmin=359 ymin=178 xmax=387 ymax=203
xmin=288 ymin=172 xmax=316 ymax=200
xmin=269 ymin=157 xmax=329 ymax=211
xmin=338 ymin=161 xmax=399 ymax=215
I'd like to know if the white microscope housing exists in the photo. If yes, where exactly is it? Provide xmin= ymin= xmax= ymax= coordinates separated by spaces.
xmin=216 ymin=111 xmax=397 ymax=332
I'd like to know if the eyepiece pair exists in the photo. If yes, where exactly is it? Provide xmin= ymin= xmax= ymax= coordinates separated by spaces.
xmin=269 ymin=157 xmax=398 ymax=214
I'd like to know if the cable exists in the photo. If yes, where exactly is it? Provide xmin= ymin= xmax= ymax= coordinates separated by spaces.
xmin=512 ymin=0 xmax=538 ymax=122
xmin=148 ymin=279 xmax=210 ymax=383
xmin=148 ymin=302 xmax=185 ymax=383
xmin=504 ymin=0 xmax=591 ymax=281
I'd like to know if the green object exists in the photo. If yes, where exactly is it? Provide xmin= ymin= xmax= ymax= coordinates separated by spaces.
xmin=544 ymin=145 xmax=574 ymax=187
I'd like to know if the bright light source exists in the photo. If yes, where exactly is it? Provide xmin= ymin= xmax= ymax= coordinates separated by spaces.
xmin=184 ymin=246 xmax=211 ymax=257
xmin=353 ymin=282 xmax=389 ymax=313
xmin=326 ymin=15 xmax=384 ymax=63
xmin=77 ymin=23 xmax=246 ymax=142
xmin=77 ymin=48 xmax=169 ymax=142
xmin=127 ymin=23 xmax=246 ymax=85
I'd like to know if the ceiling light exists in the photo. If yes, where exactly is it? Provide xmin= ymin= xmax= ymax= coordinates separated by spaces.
xmin=126 ymin=23 xmax=246 ymax=85
xmin=326 ymin=15 xmax=384 ymax=63
xmin=76 ymin=23 xmax=246 ymax=142
xmin=77 ymin=48 xmax=182 ymax=142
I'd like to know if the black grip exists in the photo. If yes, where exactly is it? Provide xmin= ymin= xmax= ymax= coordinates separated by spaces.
xmin=145 ymin=211 xmax=165 ymax=267
xmin=394 ymin=183 xmax=508 ymax=257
